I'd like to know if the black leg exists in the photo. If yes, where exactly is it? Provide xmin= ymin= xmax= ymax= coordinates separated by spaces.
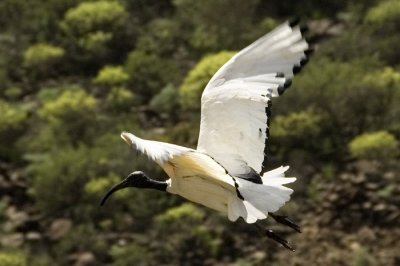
xmin=255 ymin=224 xmax=295 ymax=251
xmin=270 ymin=213 xmax=301 ymax=233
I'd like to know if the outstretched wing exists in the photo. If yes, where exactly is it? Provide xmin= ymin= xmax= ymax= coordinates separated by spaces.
xmin=197 ymin=20 xmax=311 ymax=177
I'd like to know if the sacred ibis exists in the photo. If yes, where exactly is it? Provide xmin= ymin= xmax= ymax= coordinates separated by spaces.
xmin=101 ymin=19 xmax=311 ymax=251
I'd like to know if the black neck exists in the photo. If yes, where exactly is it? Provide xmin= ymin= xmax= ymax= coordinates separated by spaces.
xmin=139 ymin=177 xmax=168 ymax=192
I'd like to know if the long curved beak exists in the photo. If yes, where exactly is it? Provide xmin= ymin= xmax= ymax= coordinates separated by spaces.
xmin=100 ymin=178 xmax=129 ymax=206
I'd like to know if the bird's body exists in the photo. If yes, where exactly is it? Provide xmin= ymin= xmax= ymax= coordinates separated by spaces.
xmin=102 ymin=19 xmax=311 ymax=249
xmin=120 ymin=132 xmax=297 ymax=223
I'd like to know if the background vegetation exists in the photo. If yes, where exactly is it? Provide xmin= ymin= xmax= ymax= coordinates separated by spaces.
xmin=0 ymin=0 xmax=399 ymax=265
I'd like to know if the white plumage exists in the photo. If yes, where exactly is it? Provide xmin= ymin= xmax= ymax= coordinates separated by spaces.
xmin=117 ymin=20 xmax=310 ymax=225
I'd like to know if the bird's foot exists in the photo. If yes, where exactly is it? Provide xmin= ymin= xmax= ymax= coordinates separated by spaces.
xmin=270 ymin=213 xmax=301 ymax=233
xmin=255 ymin=224 xmax=295 ymax=251
xmin=265 ymin=228 xmax=295 ymax=251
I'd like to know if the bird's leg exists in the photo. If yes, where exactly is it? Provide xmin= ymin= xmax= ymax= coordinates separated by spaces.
xmin=255 ymin=223 xmax=295 ymax=251
xmin=269 ymin=213 xmax=301 ymax=233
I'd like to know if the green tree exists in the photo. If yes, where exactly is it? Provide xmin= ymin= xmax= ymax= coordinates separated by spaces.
xmin=110 ymin=243 xmax=152 ymax=266
xmin=0 ymin=100 xmax=27 ymax=159
xmin=23 ymin=43 xmax=65 ymax=78
xmin=125 ymin=50 xmax=181 ymax=101
xmin=0 ymin=251 xmax=27 ymax=266
xmin=60 ymin=0 xmax=129 ymax=67
xmin=153 ymin=203 xmax=222 ymax=264
xmin=94 ymin=65 xmax=129 ymax=86
xmin=349 ymin=131 xmax=398 ymax=161
xmin=150 ymin=84 xmax=179 ymax=115
xmin=23 ymin=43 xmax=65 ymax=68
xmin=174 ymin=0 xmax=260 ymax=52
xmin=365 ymin=0 xmax=400 ymax=25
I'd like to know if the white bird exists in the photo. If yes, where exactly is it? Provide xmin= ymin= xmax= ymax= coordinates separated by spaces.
xmin=101 ymin=19 xmax=311 ymax=250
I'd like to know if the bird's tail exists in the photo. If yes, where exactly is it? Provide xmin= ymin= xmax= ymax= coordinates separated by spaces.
xmin=228 ymin=166 xmax=296 ymax=223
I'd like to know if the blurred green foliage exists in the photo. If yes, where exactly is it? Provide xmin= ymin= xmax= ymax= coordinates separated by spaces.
xmin=61 ymin=1 xmax=128 ymax=42
xmin=105 ymin=87 xmax=136 ymax=112
xmin=0 ymin=251 xmax=27 ymax=266
xmin=153 ymin=203 xmax=222 ymax=264
xmin=23 ymin=43 xmax=65 ymax=68
xmin=0 ymin=0 xmax=399 ymax=265
xmin=39 ymin=87 xmax=97 ymax=124
xmin=94 ymin=65 xmax=129 ymax=86
xmin=155 ymin=202 xmax=205 ymax=225
xmin=125 ymin=50 xmax=171 ymax=100
xmin=174 ymin=0 xmax=260 ymax=51
xmin=365 ymin=0 xmax=400 ymax=25
xmin=110 ymin=243 xmax=152 ymax=266
xmin=272 ymin=108 xmax=325 ymax=139
xmin=0 ymin=100 xmax=27 ymax=133
xmin=0 ymin=100 xmax=27 ymax=159
xmin=60 ymin=0 xmax=130 ymax=68
xmin=150 ymin=83 xmax=179 ymax=114
xmin=349 ymin=131 xmax=398 ymax=161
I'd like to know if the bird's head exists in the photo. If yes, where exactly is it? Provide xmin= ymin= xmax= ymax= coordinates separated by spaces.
xmin=100 ymin=171 xmax=148 ymax=206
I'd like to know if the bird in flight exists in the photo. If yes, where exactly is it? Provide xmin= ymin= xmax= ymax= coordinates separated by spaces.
xmin=101 ymin=19 xmax=311 ymax=251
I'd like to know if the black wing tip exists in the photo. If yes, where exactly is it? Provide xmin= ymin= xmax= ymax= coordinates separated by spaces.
xmin=289 ymin=17 xmax=300 ymax=27
xmin=299 ymin=23 xmax=309 ymax=34
xmin=275 ymin=72 xmax=285 ymax=78
xmin=278 ymin=86 xmax=285 ymax=95
xmin=284 ymin=78 xmax=292 ymax=88
xmin=291 ymin=52 xmax=312 ymax=76
xmin=292 ymin=65 xmax=302 ymax=74
xmin=304 ymin=48 xmax=314 ymax=56
xmin=300 ymin=57 xmax=309 ymax=67
xmin=278 ymin=79 xmax=291 ymax=95
xmin=289 ymin=17 xmax=309 ymax=31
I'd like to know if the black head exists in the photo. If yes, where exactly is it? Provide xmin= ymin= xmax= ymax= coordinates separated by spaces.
xmin=125 ymin=171 xmax=149 ymax=187
xmin=100 ymin=171 xmax=147 ymax=206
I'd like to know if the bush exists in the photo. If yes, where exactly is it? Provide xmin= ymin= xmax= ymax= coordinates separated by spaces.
xmin=35 ymin=86 xmax=98 ymax=145
xmin=84 ymin=174 xmax=120 ymax=197
xmin=155 ymin=202 xmax=205 ymax=226
xmin=278 ymin=57 xmax=398 ymax=137
xmin=271 ymin=108 xmax=325 ymax=140
xmin=363 ymin=67 xmax=400 ymax=88
xmin=60 ymin=0 xmax=128 ymax=57
xmin=179 ymin=51 xmax=236 ymax=110
xmin=23 ymin=43 xmax=65 ymax=68
xmin=78 ymin=31 xmax=113 ymax=53
xmin=136 ymin=18 xmax=182 ymax=56
xmin=0 ymin=100 xmax=27 ymax=159
xmin=110 ymin=243 xmax=152 ymax=266
xmin=269 ymin=108 xmax=333 ymax=161
xmin=0 ymin=251 xmax=27 ymax=266
xmin=149 ymin=84 xmax=179 ymax=114
xmin=153 ymin=203 xmax=222 ymax=263
xmin=365 ymin=0 xmax=400 ymax=25
xmin=174 ymin=0 xmax=259 ymax=51
xmin=0 ymin=100 xmax=27 ymax=133
xmin=38 ymin=87 xmax=97 ymax=125
xmin=125 ymin=50 xmax=180 ymax=100
xmin=55 ymin=224 xmax=108 ymax=262
xmin=61 ymin=1 xmax=128 ymax=36
xmin=94 ymin=66 xmax=129 ymax=86
xmin=105 ymin=87 xmax=135 ymax=111
xmin=28 ymin=145 xmax=95 ymax=213
xmin=349 ymin=131 xmax=398 ymax=160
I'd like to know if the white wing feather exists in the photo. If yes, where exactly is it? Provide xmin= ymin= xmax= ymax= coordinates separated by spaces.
xmin=197 ymin=20 xmax=310 ymax=176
